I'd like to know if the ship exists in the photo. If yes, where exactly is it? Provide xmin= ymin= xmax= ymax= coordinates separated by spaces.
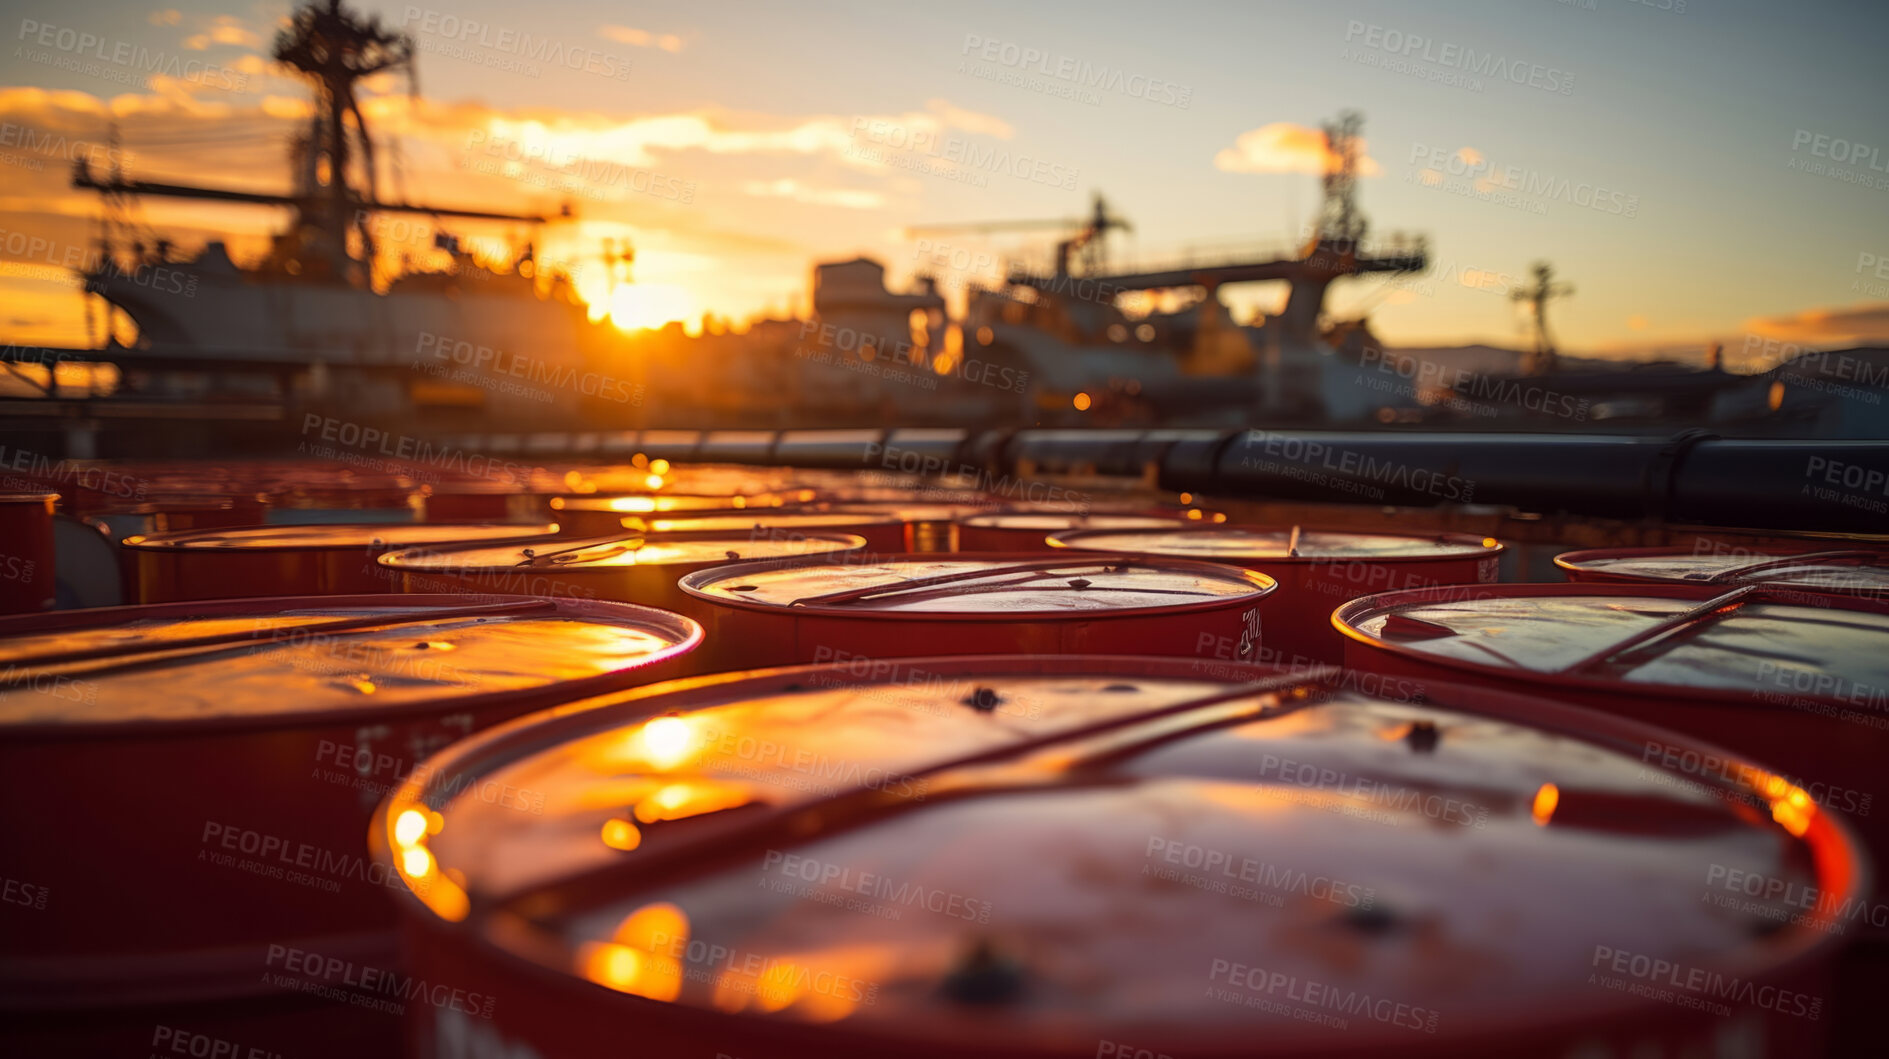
xmin=20 ymin=0 xmax=1874 ymax=447
xmin=48 ymin=0 xmax=1441 ymax=436
xmin=629 ymin=112 xmax=1435 ymax=429
xmin=63 ymin=0 xmax=620 ymax=428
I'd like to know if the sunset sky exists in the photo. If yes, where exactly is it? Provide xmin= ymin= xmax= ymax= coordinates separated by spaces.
xmin=2 ymin=0 xmax=1886 ymax=365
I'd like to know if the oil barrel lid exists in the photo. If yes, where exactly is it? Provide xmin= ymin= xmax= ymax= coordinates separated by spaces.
xmin=551 ymin=494 xmax=785 ymax=515
xmin=0 ymin=594 xmax=701 ymax=729
xmin=960 ymin=512 xmax=1187 ymax=532
xmin=679 ymin=554 xmax=1273 ymax=615
xmin=120 ymin=523 xmax=560 ymax=551
xmin=1052 ymin=527 xmax=1503 ymax=562
xmin=1557 ymin=546 xmax=1889 ymax=595
xmin=377 ymin=657 xmax=1859 ymax=1045
xmin=624 ymin=513 xmax=903 ymax=535
xmin=1336 ymin=583 xmax=1889 ymax=703
xmin=565 ymin=467 xmax=793 ymax=497
xmin=815 ymin=488 xmax=992 ymax=505
xmin=827 ymin=502 xmax=997 ymax=522
xmin=381 ymin=534 xmax=868 ymax=573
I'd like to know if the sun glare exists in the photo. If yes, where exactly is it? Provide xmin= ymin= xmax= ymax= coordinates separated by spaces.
xmin=608 ymin=284 xmax=693 ymax=333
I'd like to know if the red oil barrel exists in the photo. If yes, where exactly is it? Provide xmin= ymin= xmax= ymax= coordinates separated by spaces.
xmin=422 ymin=481 xmax=541 ymax=523
xmin=1334 ymin=583 xmax=1889 ymax=913
xmin=620 ymin=512 xmax=908 ymax=553
xmin=268 ymin=474 xmax=419 ymax=521
xmin=122 ymin=523 xmax=561 ymax=603
xmin=550 ymin=494 xmax=787 ymax=536
xmin=678 ymin=553 xmax=1273 ymax=672
xmin=0 ymin=492 xmax=57 ymax=614
xmin=0 ymin=594 xmax=701 ymax=1055
xmin=1050 ymin=527 xmax=1503 ymax=667
xmin=381 ymin=533 xmax=870 ymax=626
xmin=826 ymin=502 xmax=999 ymax=551
xmin=371 ymin=656 xmax=1862 ymax=1059
xmin=1556 ymin=544 xmax=1889 ymax=602
xmin=957 ymin=512 xmax=1189 ymax=551
xmin=90 ymin=494 xmax=272 ymax=536
xmin=51 ymin=514 xmax=122 ymax=609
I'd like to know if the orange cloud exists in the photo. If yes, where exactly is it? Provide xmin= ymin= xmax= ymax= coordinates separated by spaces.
xmin=184 ymin=16 xmax=263 ymax=51
xmin=742 ymin=180 xmax=882 ymax=210
xmin=1743 ymin=303 xmax=1889 ymax=346
xmin=1214 ymin=122 xmax=1380 ymax=176
xmin=600 ymin=26 xmax=684 ymax=53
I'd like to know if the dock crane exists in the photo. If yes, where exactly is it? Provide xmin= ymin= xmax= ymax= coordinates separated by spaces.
xmin=905 ymin=192 xmax=1133 ymax=278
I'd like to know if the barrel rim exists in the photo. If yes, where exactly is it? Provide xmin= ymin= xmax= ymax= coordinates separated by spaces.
xmin=377 ymin=533 xmax=871 ymax=573
xmin=957 ymin=511 xmax=1191 ymax=529
xmin=1554 ymin=544 xmax=1889 ymax=596
xmin=550 ymin=493 xmax=782 ymax=511
xmin=1048 ymin=525 xmax=1506 ymax=563
xmin=632 ymin=511 xmax=905 ymax=528
xmin=1332 ymin=580 xmax=1889 ymax=706
xmin=119 ymin=522 xmax=562 ymax=552
xmin=370 ymin=656 xmax=1868 ymax=1053
xmin=0 ymin=593 xmax=703 ymax=739
xmin=675 ymin=550 xmax=1277 ymax=620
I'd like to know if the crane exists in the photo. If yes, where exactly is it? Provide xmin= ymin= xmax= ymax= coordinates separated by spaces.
xmin=904 ymin=192 xmax=1132 ymax=277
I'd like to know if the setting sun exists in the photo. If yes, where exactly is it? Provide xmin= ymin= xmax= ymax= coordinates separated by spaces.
xmin=607 ymin=283 xmax=693 ymax=333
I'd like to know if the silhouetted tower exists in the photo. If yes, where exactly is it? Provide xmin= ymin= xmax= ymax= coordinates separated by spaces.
xmin=1512 ymin=261 xmax=1574 ymax=375
xmin=1315 ymin=111 xmax=1367 ymax=248
xmin=1059 ymin=193 xmax=1133 ymax=276
xmin=272 ymin=0 xmax=414 ymax=281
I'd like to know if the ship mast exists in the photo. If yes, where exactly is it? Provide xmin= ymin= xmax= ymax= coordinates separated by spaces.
xmin=271 ymin=0 xmax=412 ymax=282
xmin=1512 ymin=261 xmax=1574 ymax=375
xmin=70 ymin=0 xmax=549 ymax=286
xmin=1314 ymin=110 xmax=1367 ymax=248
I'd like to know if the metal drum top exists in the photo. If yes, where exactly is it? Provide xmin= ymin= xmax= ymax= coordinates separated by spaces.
xmin=121 ymin=522 xmax=560 ymax=552
xmin=680 ymin=554 xmax=1274 ymax=617
xmin=620 ymin=512 xmax=904 ymax=536
xmin=1556 ymin=545 xmax=1889 ymax=596
xmin=826 ymin=502 xmax=997 ymax=522
xmin=0 ymin=595 xmax=702 ymax=730
xmin=959 ymin=513 xmax=1187 ymax=532
xmin=551 ymin=494 xmax=788 ymax=515
xmin=1334 ymin=582 xmax=1889 ymax=702
xmin=382 ymin=534 xmax=869 ymax=574
xmin=375 ymin=657 xmax=1862 ymax=1056
xmin=1051 ymin=526 xmax=1504 ymax=564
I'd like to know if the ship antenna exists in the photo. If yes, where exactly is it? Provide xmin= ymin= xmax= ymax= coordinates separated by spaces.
xmin=1315 ymin=110 xmax=1367 ymax=250
xmin=1511 ymin=261 xmax=1574 ymax=375
xmin=271 ymin=0 xmax=415 ymax=284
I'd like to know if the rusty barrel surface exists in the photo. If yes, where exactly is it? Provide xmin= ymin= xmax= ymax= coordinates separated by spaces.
xmin=1051 ymin=527 xmax=1504 ymax=666
xmin=0 ymin=492 xmax=57 ymax=614
xmin=122 ymin=522 xmax=561 ymax=602
xmin=0 ymin=594 xmax=701 ymax=1054
xmin=677 ymin=552 xmax=1274 ymax=673
xmin=372 ymin=656 xmax=1862 ymax=1058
